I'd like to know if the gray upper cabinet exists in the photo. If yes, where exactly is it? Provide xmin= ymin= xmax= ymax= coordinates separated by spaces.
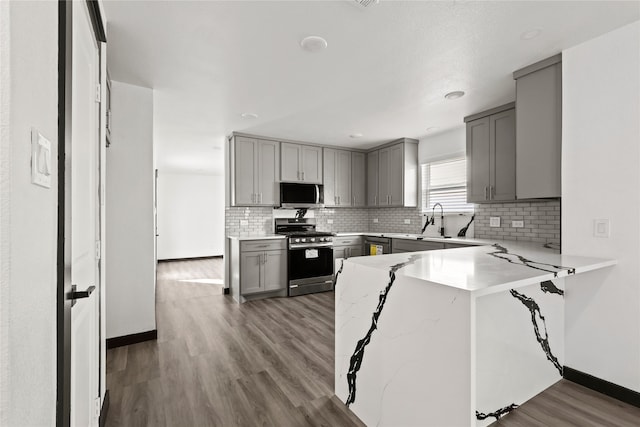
xmin=324 ymin=148 xmax=352 ymax=207
xmin=281 ymin=142 xmax=322 ymax=184
xmin=351 ymin=152 xmax=366 ymax=207
xmin=367 ymin=151 xmax=379 ymax=206
xmin=370 ymin=139 xmax=418 ymax=207
xmin=465 ymin=104 xmax=516 ymax=203
xmin=514 ymin=55 xmax=562 ymax=199
xmin=230 ymin=136 xmax=280 ymax=206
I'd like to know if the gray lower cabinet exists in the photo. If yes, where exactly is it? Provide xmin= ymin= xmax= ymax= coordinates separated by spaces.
xmin=465 ymin=104 xmax=516 ymax=203
xmin=351 ymin=152 xmax=366 ymax=207
xmin=514 ymin=55 xmax=562 ymax=199
xmin=230 ymin=136 xmax=279 ymax=206
xmin=281 ymin=142 xmax=322 ymax=184
xmin=391 ymin=239 xmax=445 ymax=253
xmin=333 ymin=236 xmax=364 ymax=265
xmin=324 ymin=148 xmax=352 ymax=207
xmin=239 ymin=240 xmax=287 ymax=295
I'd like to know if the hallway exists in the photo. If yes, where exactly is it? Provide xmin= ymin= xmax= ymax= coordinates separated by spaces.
xmin=105 ymin=258 xmax=364 ymax=426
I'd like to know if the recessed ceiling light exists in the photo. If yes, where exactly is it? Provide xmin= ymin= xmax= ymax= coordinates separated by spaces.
xmin=444 ymin=91 xmax=465 ymax=100
xmin=240 ymin=113 xmax=258 ymax=119
xmin=300 ymin=36 xmax=328 ymax=52
xmin=521 ymin=28 xmax=543 ymax=40
xmin=350 ymin=133 xmax=363 ymax=138
xmin=426 ymin=127 xmax=438 ymax=132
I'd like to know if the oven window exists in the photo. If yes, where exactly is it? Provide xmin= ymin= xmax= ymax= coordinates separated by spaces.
xmin=288 ymin=247 xmax=333 ymax=280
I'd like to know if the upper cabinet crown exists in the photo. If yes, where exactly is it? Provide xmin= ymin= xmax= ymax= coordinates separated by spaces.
xmin=229 ymin=136 xmax=280 ymax=206
xmin=465 ymin=103 xmax=516 ymax=203
xmin=280 ymin=142 xmax=322 ymax=184
xmin=367 ymin=139 xmax=418 ymax=207
xmin=513 ymin=54 xmax=562 ymax=199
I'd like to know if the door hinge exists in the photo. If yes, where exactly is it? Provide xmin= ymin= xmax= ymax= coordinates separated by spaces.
xmin=96 ymin=240 xmax=101 ymax=260
xmin=95 ymin=83 xmax=101 ymax=103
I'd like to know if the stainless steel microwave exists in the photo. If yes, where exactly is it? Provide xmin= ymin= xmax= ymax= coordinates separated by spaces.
xmin=280 ymin=183 xmax=324 ymax=209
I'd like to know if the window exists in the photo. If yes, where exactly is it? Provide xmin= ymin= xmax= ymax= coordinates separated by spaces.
xmin=421 ymin=158 xmax=474 ymax=213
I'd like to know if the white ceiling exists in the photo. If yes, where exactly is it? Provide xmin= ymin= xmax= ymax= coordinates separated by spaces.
xmin=103 ymin=0 xmax=640 ymax=174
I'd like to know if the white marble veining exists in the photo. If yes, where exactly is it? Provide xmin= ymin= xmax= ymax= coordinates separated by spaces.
xmin=344 ymin=240 xmax=615 ymax=297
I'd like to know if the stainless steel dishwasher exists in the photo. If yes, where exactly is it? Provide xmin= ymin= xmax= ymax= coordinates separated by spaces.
xmin=363 ymin=236 xmax=391 ymax=256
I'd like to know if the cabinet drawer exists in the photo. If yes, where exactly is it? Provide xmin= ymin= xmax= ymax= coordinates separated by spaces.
xmin=392 ymin=239 xmax=444 ymax=253
xmin=241 ymin=239 xmax=286 ymax=252
xmin=333 ymin=236 xmax=363 ymax=246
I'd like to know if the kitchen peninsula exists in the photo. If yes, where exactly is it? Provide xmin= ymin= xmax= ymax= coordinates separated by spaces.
xmin=334 ymin=241 xmax=615 ymax=427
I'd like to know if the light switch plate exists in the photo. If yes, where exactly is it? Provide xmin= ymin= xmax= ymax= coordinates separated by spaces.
xmin=327 ymin=219 xmax=334 ymax=224
xmin=372 ymin=218 xmax=378 ymax=223
xmin=490 ymin=217 xmax=501 ymax=227
xmin=404 ymin=219 xmax=411 ymax=224
xmin=239 ymin=220 xmax=249 ymax=226
xmin=594 ymin=219 xmax=610 ymax=238
xmin=512 ymin=220 xmax=524 ymax=228
xmin=31 ymin=128 xmax=52 ymax=188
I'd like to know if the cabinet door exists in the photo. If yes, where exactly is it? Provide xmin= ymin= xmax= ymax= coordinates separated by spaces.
xmin=336 ymin=150 xmax=352 ymax=206
xmin=466 ymin=117 xmax=491 ymax=203
xmin=346 ymin=244 xmax=363 ymax=258
xmin=516 ymin=63 xmax=561 ymax=199
xmin=234 ymin=137 xmax=257 ymax=205
xmin=281 ymin=142 xmax=302 ymax=182
xmin=240 ymin=252 xmax=262 ymax=294
xmin=301 ymin=145 xmax=322 ymax=183
xmin=351 ymin=152 xmax=366 ymax=207
xmin=333 ymin=247 xmax=348 ymax=264
xmin=256 ymin=139 xmax=279 ymax=205
xmin=367 ymin=151 xmax=379 ymax=206
xmin=263 ymin=250 xmax=287 ymax=291
xmin=378 ymin=148 xmax=390 ymax=205
xmin=323 ymin=148 xmax=337 ymax=206
xmin=388 ymin=144 xmax=404 ymax=206
xmin=490 ymin=109 xmax=516 ymax=201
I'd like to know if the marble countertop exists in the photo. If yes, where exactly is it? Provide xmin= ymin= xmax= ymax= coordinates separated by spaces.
xmin=226 ymin=234 xmax=286 ymax=241
xmin=343 ymin=240 xmax=615 ymax=297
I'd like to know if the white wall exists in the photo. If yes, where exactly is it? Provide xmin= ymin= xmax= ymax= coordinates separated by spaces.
xmin=0 ymin=1 xmax=58 ymax=425
xmin=106 ymin=81 xmax=156 ymax=339
xmin=157 ymin=172 xmax=224 ymax=259
xmin=562 ymin=21 xmax=640 ymax=392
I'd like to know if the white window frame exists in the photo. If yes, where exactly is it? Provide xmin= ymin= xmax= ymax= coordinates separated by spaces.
xmin=421 ymin=157 xmax=474 ymax=214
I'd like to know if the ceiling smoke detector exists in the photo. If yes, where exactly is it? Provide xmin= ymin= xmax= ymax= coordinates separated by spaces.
xmin=444 ymin=91 xmax=465 ymax=100
xmin=354 ymin=0 xmax=379 ymax=7
xmin=300 ymin=36 xmax=328 ymax=52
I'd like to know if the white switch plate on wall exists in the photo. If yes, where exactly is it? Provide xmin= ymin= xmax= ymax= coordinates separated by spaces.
xmin=594 ymin=219 xmax=610 ymax=237
xmin=490 ymin=217 xmax=501 ymax=227
xmin=372 ymin=218 xmax=378 ymax=223
xmin=404 ymin=219 xmax=411 ymax=224
xmin=512 ymin=220 xmax=524 ymax=228
xmin=31 ymin=128 xmax=52 ymax=188
xmin=327 ymin=219 xmax=334 ymax=224
xmin=240 ymin=220 xmax=249 ymax=226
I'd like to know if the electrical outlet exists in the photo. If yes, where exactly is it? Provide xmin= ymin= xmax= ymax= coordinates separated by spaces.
xmin=240 ymin=220 xmax=249 ymax=226
xmin=373 ymin=218 xmax=378 ymax=223
xmin=489 ymin=217 xmax=501 ymax=227
xmin=594 ymin=219 xmax=610 ymax=238
xmin=512 ymin=220 xmax=524 ymax=228
xmin=327 ymin=219 xmax=334 ymax=224
xmin=404 ymin=219 xmax=411 ymax=224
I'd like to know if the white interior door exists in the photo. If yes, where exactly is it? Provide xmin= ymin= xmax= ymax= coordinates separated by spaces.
xmin=70 ymin=2 xmax=100 ymax=426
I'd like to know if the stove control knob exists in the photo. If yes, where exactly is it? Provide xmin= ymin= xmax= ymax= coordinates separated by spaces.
xmin=294 ymin=238 xmax=300 ymax=243
xmin=301 ymin=238 xmax=307 ymax=243
xmin=326 ymin=237 xmax=332 ymax=242
xmin=310 ymin=238 xmax=316 ymax=242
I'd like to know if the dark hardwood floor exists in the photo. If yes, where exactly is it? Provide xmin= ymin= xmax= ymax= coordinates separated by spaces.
xmin=107 ymin=258 xmax=640 ymax=427
xmin=106 ymin=257 xmax=365 ymax=427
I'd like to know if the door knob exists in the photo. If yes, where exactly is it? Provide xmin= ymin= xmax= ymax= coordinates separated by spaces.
xmin=69 ymin=284 xmax=96 ymax=307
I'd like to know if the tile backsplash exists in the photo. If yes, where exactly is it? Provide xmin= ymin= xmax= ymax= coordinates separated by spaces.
xmin=474 ymin=200 xmax=560 ymax=244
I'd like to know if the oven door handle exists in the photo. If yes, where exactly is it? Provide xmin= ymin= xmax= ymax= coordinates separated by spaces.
xmin=289 ymin=243 xmax=334 ymax=249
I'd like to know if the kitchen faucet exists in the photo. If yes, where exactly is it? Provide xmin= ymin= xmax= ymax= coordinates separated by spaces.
xmin=432 ymin=203 xmax=445 ymax=237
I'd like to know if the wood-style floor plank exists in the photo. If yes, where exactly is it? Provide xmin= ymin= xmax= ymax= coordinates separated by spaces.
xmin=106 ymin=257 xmax=364 ymax=427
xmin=107 ymin=258 xmax=640 ymax=427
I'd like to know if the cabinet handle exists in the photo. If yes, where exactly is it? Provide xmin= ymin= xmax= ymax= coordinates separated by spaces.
xmin=338 ymin=196 xmax=341 ymax=205
xmin=353 ymin=195 xmax=356 ymax=205
xmin=302 ymin=171 xmax=305 ymax=181
xmin=490 ymin=186 xmax=494 ymax=200
xmin=484 ymin=186 xmax=488 ymax=200
xmin=259 ymin=193 xmax=262 ymax=204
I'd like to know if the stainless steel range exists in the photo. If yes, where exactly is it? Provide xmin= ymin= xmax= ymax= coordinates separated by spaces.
xmin=275 ymin=218 xmax=334 ymax=297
